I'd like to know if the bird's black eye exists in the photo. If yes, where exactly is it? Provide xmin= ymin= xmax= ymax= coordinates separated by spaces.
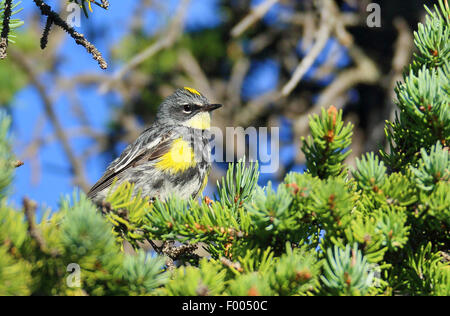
xmin=183 ymin=104 xmax=193 ymax=113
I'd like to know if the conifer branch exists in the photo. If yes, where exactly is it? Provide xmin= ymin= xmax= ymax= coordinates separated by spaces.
xmin=0 ymin=0 xmax=12 ymax=59
xmin=32 ymin=0 xmax=107 ymax=69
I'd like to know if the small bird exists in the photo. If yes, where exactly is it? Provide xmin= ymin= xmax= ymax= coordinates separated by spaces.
xmin=88 ymin=87 xmax=222 ymax=204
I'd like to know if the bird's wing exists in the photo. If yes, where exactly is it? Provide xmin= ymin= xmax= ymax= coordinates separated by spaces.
xmin=87 ymin=130 xmax=174 ymax=200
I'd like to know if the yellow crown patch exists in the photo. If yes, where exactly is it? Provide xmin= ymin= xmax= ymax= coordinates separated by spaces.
xmin=183 ymin=87 xmax=201 ymax=96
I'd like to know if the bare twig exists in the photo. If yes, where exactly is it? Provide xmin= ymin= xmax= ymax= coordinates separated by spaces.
xmin=0 ymin=38 xmax=7 ymax=59
xmin=220 ymin=257 xmax=244 ymax=272
xmin=334 ymin=16 xmax=354 ymax=47
xmin=100 ymin=0 xmax=109 ymax=10
xmin=281 ymin=23 xmax=330 ymax=96
xmin=231 ymin=0 xmax=279 ymax=38
xmin=99 ymin=0 xmax=190 ymax=93
xmin=160 ymin=241 xmax=198 ymax=270
xmin=164 ymin=243 xmax=198 ymax=259
xmin=13 ymin=160 xmax=24 ymax=168
xmin=298 ymin=13 xmax=316 ymax=52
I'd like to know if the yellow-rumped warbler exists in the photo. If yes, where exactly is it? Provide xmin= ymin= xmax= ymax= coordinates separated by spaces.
xmin=87 ymin=87 xmax=222 ymax=204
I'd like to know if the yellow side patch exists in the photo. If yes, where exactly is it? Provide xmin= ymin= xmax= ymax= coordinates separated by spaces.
xmin=155 ymin=138 xmax=196 ymax=174
xmin=184 ymin=87 xmax=201 ymax=96
xmin=183 ymin=112 xmax=211 ymax=130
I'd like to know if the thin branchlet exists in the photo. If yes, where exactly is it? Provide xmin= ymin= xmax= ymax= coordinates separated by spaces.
xmin=100 ymin=0 xmax=109 ymax=9
xmin=40 ymin=16 xmax=53 ymax=49
xmin=32 ymin=0 xmax=108 ymax=69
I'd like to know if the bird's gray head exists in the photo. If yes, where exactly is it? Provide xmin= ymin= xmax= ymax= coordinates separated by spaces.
xmin=156 ymin=87 xmax=222 ymax=130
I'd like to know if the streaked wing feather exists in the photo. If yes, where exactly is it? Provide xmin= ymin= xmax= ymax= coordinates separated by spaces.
xmin=87 ymin=132 xmax=174 ymax=199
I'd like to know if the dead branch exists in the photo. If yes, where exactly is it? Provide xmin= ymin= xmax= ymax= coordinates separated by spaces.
xmin=231 ymin=0 xmax=279 ymax=38
xmin=220 ymin=257 xmax=244 ymax=272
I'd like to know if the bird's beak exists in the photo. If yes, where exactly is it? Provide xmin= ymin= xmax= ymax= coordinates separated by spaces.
xmin=203 ymin=103 xmax=222 ymax=112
